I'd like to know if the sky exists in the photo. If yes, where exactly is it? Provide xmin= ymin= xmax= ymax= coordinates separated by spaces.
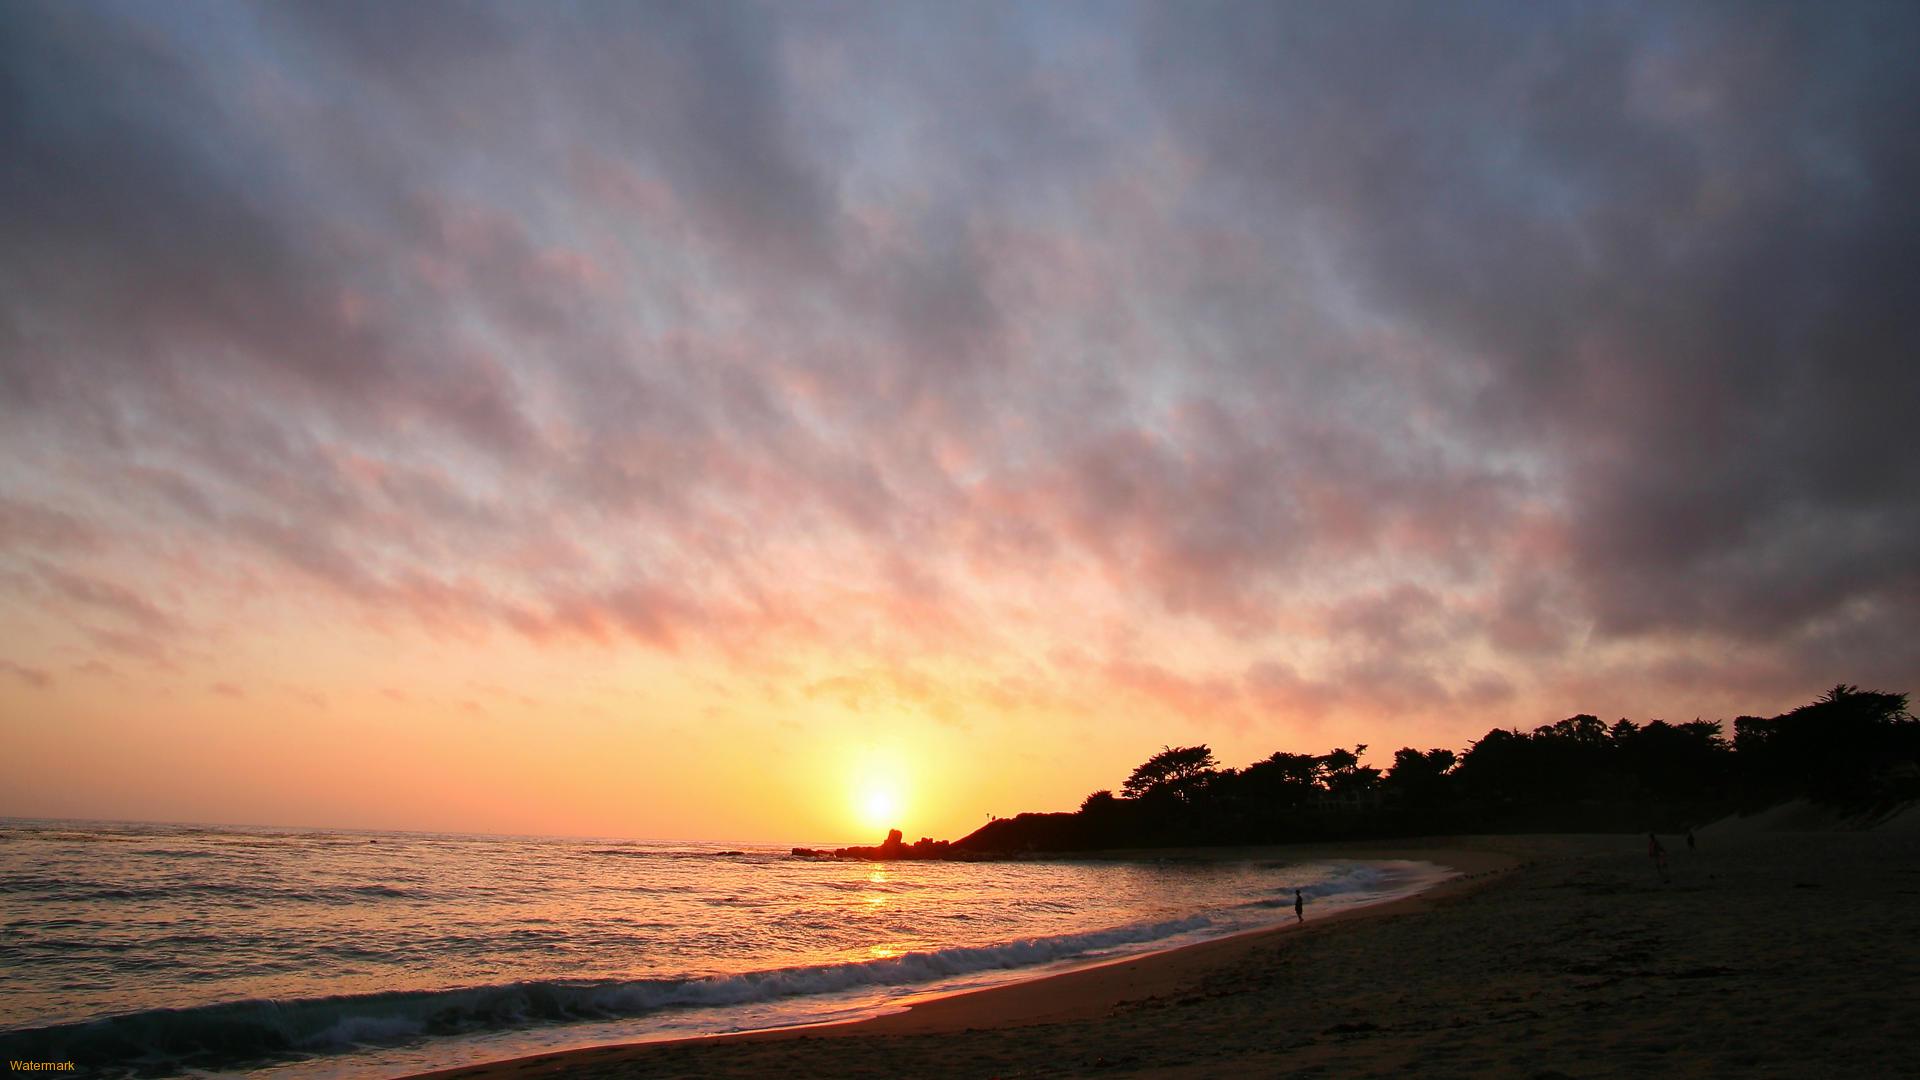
xmin=2 ymin=1 xmax=1916 ymax=844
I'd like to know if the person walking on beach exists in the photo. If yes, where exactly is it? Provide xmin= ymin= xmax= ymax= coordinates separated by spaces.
xmin=1294 ymin=888 xmax=1304 ymax=923
xmin=1685 ymin=827 xmax=1696 ymax=853
xmin=1648 ymin=832 xmax=1669 ymax=883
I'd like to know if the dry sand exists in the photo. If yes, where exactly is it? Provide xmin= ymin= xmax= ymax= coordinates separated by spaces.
xmin=412 ymin=830 xmax=1919 ymax=1078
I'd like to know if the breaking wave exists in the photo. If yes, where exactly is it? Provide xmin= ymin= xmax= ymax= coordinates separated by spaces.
xmin=0 ymin=915 xmax=1210 ymax=1077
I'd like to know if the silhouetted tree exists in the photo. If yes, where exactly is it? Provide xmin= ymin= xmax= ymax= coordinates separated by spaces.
xmin=947 ymin=684 xmax=1914 ymax=855
xmin=1243 ymin=751 xmax=1321 ymax=799
xmin=1121 ymin=745 xmax=1218 ymax=802
xmin=1540 ymin=713 xmax=1609 ymax=745
xmin=1322 ymin=745 xmax=1381 ymax=802
xmin=1384 ymin=747 xmax=1456 ymax=809
xmin=1615 ymin=719 xmax=1730 ymax=805
xmin=1454 ymin=728 xmax=1540 ymax=806
xmin=1735 ymin=684 xmax=1916 ymax=809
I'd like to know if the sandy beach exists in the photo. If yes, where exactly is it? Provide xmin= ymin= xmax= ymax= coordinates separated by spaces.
xmin=409 ymin=827 xmax=1919 ymax=1079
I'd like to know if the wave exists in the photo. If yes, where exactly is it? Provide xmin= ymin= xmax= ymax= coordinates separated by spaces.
xmin=582 ymin=848 xmax=764 ymax=859
xmin=1233 ymin=860 xmax=1448 ymax=910
xmin=0 ymin=877 xmax=430 ymax=903
xmin=0 ymin=914 xmax=1210 ymax=1077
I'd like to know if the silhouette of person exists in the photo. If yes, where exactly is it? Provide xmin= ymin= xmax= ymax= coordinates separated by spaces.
xmin=1685 ymin=827 xmax=1696 ymax=852
xmin=1294 ymin=888 xmax=1304 ymax=923
xmin=1648 ymin=832 xmax=1669 ymax=883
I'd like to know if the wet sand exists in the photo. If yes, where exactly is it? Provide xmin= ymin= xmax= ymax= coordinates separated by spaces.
xmin=411 ymin=830 xmax=1919 ymax=1078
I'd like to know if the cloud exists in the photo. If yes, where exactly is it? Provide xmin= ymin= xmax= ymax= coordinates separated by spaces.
xmin=82 ymin=625 xmax=177 ymax=669
xmin=32 ymin=563 xmax=176 ymax=633
xmin=0 ymin=659 xmax=52 ymax=690
xmin=0 ymin=498 xmax=103 ymax=552
xmin=1143 ymin=1 xmax=1920 ymax=669
xmin=0 ymin=0 xmax=1912 ymax=749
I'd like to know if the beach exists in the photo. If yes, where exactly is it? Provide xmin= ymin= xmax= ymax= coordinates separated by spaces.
xmin=414 ymin=827 xmax=1919 ymax=1078
xmin=0 ymin=823 xmax=1457 ymax=1076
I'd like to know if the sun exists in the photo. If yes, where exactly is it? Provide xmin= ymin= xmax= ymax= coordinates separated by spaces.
xmin=855 ymin=782 xmax=902 ymax=834
xmin=842 ymin=745 xmax=914 ymax=838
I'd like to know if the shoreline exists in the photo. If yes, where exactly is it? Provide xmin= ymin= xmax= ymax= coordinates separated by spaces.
xmin=390 ymin=828 xmax=1917 ymax=1078
xmin=407 ymin=839 xmax=1521 ymax=1080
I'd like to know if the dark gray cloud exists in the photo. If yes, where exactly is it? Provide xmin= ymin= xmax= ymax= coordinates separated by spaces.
xmin=1146 ymin=0 xmax=1920 ymax=677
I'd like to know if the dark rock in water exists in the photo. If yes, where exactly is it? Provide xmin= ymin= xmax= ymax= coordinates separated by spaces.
xmin=714 ymin=850 xmax=745 ymax=856
xmin=790 ymin=829 xmax=997 ymax=862
xmin=809 ymin=828 xmax=975 ymax=861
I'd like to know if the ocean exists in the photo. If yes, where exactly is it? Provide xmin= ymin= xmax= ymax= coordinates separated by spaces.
xmin=0 ymin=819 xmax=1454 ymax=1077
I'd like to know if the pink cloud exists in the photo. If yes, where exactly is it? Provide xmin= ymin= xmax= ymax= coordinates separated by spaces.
xmin=0 ymin=659 xmax=52 ymax=689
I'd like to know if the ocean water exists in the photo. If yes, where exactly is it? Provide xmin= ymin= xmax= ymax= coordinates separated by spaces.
xmin=0 ymin=819 xmax=1454 ymax=1077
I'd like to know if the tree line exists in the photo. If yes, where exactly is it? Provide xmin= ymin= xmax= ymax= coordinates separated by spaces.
xmin=954 ymin=684 xmax=1918 ymax=853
